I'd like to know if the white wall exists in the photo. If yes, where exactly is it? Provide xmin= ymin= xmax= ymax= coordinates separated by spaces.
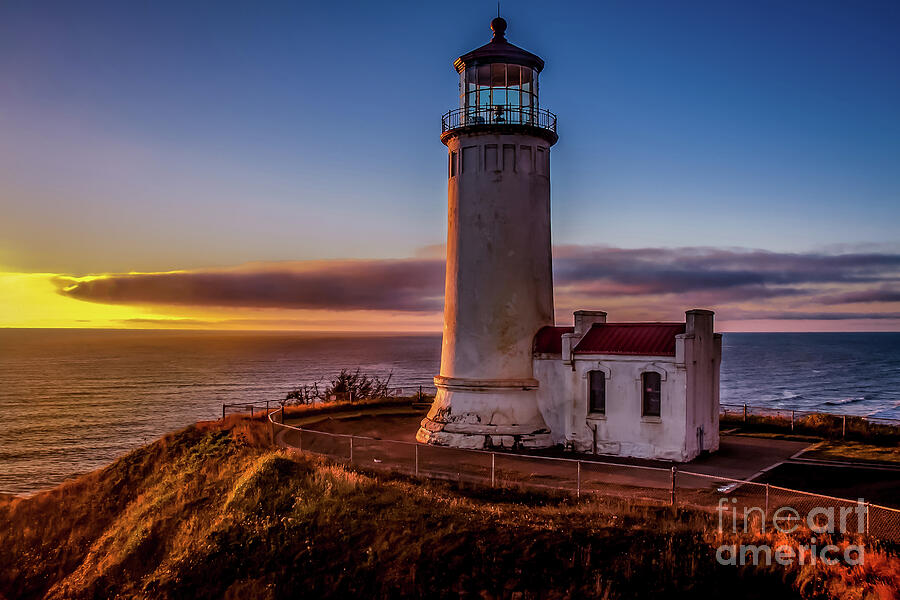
xmin=533 ymin=356 xmax=576 ymax=444
xmin=536 ymin=355 xmax=690 ymax=461
xmin=439 ymin=131 xmax=554 ymax=381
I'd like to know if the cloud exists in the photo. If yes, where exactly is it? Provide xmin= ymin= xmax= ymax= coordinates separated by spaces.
xmin=708 ymin=308 xmax=900 ymax=321
xmin=54 ymin=259 xmax=445 ymax=312
xmin=817 ymin=285 xmax=900 ymax=305
xmin=51 ymin=246 xmax=900 ymax=323
xmin=764 ymin=312 xmax=900 ymax=320
xmin=118 ymin=318 xmax=214 ymax=326
xmin=553 ymin=246 xmax=900 ymax=291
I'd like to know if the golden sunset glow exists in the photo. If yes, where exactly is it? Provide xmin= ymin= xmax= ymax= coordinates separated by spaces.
xmin=0 ymin=270 xmax=445 ymax=331
xmin=1 ymin=271 xmax=159 ymax=328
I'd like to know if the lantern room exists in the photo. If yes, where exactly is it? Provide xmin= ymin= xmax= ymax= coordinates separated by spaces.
xmin=442 ymin=17 xmax=556 ymax=137
xmin=461 ymin=59 xmax=538 ymax=107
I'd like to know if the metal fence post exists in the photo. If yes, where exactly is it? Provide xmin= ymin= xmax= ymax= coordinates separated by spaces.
xmin=349 ymin=437 xmax=353 ymax=463
xmin=842 ymin=415 xmax=847 ymax=437
xmin=281 ymin=404 xmax=285 ymax=424
xmin=222 ymin=404 xmax=225 ymax=421
xmin=491 ymin=452 xmax=495 ymax=488
xmin=250 ymin=405 xmax=254 ymax=418
xmin=743 ymin=403 xmax=748 ymax=423
xmin=670 ymin=466 xmax=677 ymax=506
xmin=791 ymin=411 xmax=794 ymax=431
xmin=865 ymin=502 xmax=870 ymax=537
xmin=576 ymin=461 xmax=581 ymax=498
xmin=765 ymin=484 xmax=770 ymax=531
xmin=415 ymin=444 xmax=419 ymax=477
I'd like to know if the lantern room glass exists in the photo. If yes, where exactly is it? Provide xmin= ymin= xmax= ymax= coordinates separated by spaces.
xmin=458 ymin=63 xmax=539 ymax=125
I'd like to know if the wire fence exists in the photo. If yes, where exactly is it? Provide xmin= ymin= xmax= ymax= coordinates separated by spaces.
xmin=222 ymin=401 xmax=278 ymax=420
xmin=721 ymin=402 xmax=900 ymax=428
xmin=257 ymin=406 xmax=900 ymax=543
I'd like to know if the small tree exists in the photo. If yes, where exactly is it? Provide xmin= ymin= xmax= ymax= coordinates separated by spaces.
xmin=323 ymin=368 xmax=393 ymax=402
xmin=283 ymin=369 xmax=395 ymax=406
xmin=283 ymin=381 xmax=321 ymax=405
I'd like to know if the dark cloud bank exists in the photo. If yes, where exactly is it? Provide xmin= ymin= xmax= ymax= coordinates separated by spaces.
xmin=55 ymin=247 xmax=900 ymax=321
xmin=55 ymin=260 xmax=445 ymax=312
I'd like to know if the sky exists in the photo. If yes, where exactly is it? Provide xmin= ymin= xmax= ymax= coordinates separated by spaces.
xmin=1 ymin=0 xmax=899 ymax=331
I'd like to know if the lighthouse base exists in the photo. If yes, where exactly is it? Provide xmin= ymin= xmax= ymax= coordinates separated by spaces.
xmin=416 ymin=376 xmax=553 ymax=449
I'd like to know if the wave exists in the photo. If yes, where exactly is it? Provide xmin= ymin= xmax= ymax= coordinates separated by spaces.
xmin=824 ymin=396 xmax=867 ymax=406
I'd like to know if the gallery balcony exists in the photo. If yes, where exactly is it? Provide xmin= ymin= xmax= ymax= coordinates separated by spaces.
xmin=441 ymin=106 xmax=558 ymax=144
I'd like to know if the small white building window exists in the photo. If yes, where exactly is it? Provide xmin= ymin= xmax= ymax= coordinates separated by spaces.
xmin=642 ymin=372 xmax=661 ymax=417
xmin=588 ymin=370 xmax=605 ymax=414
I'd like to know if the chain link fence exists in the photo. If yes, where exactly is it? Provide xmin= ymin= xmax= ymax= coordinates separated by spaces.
xmin=720 ymin=402 xmax=900 ymax=439
xmin=672 ymin=471 xmax=899 ymax=538
xmin=223 ymin=403 xmax=900 ymax=543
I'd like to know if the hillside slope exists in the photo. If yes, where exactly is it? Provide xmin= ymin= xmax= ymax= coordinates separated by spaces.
xmin=0 ymin=416 xmax=895 ymax=599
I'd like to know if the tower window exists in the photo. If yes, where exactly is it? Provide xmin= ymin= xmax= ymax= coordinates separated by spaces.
xmin=589 ymin=370 xmax=606 ymax=414
xmin=642 ymin=372 xmax=661 ymax=417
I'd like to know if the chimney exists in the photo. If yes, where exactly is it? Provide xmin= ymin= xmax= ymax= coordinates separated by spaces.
xmin=573 ymin=310 xmax=607 ymax=338
xmin=561 ymin=332 xmax=576 ymax=365
xmin=685 ymin=309 xmax=714 ymax=339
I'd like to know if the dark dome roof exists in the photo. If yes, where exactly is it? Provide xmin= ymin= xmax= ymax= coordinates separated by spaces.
xmin=453 ymin=18 xmax=544 ymax=73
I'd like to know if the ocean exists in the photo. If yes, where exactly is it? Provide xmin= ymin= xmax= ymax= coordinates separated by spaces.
xmin=1 ymin=329 xmax=898 ymax=495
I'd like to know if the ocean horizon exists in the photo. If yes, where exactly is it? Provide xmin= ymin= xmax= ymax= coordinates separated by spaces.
xmin=1 ymin=328 xmax=898 ymax=495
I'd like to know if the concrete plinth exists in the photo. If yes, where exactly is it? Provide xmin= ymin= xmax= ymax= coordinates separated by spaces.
xmin=416 ymin=376 xmax=553 ymax=449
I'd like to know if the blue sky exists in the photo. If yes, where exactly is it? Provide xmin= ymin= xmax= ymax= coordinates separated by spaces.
xmin=1 ymin=0 xmax=899 ymax=330
xmin=2 ymin=0 xmax=899 ymax=271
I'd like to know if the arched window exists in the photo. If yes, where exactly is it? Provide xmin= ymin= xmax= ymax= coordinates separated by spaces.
xmin=588 ymin=370 xmax=605 ymax=414
xmin=642 ymin=372 xmax=661 ymax=417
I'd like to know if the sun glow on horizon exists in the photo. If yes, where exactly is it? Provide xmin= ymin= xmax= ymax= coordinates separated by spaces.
xmin=0 ymin=271 xmax=445 ymax=332
xmin=2 ymin=271 xmax=154 ymax=328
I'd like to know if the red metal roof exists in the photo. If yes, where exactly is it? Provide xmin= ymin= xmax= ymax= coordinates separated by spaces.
xmin=533 ymin=326 xmax=574 ymax=354
xmin=534 ymin=323 xmax=686 ymax=356
xmin=575 ymin=323 xmax=685 ymax=356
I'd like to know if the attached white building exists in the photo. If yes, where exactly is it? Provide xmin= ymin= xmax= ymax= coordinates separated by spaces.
xmin=533 ymin=309 xmax=722 ymax=462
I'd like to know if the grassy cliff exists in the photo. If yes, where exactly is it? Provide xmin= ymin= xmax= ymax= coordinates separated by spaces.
xmin=1 ymin=415 xmax=897 ymax=599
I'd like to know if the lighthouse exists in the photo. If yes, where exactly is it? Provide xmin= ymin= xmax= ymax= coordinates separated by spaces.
xmin=417 ymin=17 xmax=558 ymax=449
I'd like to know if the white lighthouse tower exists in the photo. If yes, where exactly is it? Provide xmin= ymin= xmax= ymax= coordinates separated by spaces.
xmin=417 ymin=17 xmax=558 ymax=449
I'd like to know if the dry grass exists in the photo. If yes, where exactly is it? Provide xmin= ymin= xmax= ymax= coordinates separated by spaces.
xmin=1 ymin=415 xmax=897 ymax=599
xmin=807 ymin=440 xmax=900 ymax=465
xmin=280 ymin=396 xmax=423 ymax=420
xmin=706 ymin=528 xmax=900 ymax=600
xmin=722 ymin=412 xmax=900 ymax=447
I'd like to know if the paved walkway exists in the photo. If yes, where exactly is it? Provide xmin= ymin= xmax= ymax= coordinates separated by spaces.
xmin=267 ymin=405 xmax=900 ymax=542
xmin=275 ymin=410 xmax=814 ymax=486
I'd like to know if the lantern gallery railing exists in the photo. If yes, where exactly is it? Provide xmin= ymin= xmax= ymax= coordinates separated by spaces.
xmin=442 ymin=105 xmax=557 ymax=134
